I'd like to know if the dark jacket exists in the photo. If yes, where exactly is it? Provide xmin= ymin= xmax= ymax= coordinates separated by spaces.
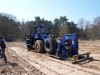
xmin=25 ymin=36 xmax=32 ymax=45
xmin=0 ymin=40 xmax=6 ymax=48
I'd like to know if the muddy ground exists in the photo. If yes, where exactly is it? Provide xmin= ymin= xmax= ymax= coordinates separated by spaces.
xmin=0 ymin=41 xmax=100 ymax=75
xmin=0 ymin=42 xmax=44 ymax=75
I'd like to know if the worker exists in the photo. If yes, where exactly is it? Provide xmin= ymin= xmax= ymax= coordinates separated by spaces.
xmin=0 ymin=37 xmax=7 ymax=63
xmin=56 ymin=39 xmax=75 ymax=59
xmin=56 ymin=39 xmax=69 ymax=59
xmin=25 ymin=34 xmax=32 ymax=51
xmin=67 ymin=40 xmax=75 ymax=57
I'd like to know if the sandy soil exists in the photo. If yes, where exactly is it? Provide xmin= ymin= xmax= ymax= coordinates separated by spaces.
xmin=0 ymin=41 xmax=100 ymax=75
xmin=0 ymin=42 xmax=44 ymax=75
xmin=78 ymin=40 xmax=100 ymax=72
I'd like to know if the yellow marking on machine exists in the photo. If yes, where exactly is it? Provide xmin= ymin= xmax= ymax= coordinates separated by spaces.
xmin=72 ymin=52 xmax=93 ymax=64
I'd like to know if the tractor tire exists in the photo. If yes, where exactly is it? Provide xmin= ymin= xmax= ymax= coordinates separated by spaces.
xmin=35 ymin=40 xmax=44 ymax=53
xmin=44 ymin=38 xmax=57 ymax=54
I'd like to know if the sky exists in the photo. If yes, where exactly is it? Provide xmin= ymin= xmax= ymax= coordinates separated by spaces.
xmin=0 ymin=0 xmax=100 ymax=23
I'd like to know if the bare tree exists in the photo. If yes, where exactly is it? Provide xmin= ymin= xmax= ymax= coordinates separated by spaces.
xmin=59 ymin=24 xmax=69 ymax=37
xmin=92 ymin=16 xmax=100 ymax=39
xmin=78 ymin=18 xmax=91 ymax=39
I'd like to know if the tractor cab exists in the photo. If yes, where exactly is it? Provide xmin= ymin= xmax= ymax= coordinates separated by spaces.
xmin=35 ymin=25 xmax=48 ymax=34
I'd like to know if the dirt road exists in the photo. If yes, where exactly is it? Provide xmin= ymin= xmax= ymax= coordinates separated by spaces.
xmin=0 ymin=41 xmax=100 ymax=75
xmin=78 ymin=40 xmax=100 ymax=72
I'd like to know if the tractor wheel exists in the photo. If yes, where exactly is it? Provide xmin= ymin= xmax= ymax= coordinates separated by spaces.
xmin=35 ymin=40 xmax=44 ymax=53
xmin=44 ymin=38 xmax=57 ymax=54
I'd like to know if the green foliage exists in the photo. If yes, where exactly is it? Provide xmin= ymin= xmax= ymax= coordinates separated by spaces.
xmin=67 ymin=21 xmax=78 ymax=33
xmin=24 ymin=16 xmax=79 ymax=38
xmin=0 ymin=13 xmax=20 ymax=39
xmin=1 ymin=13 xmax=100 ymax=40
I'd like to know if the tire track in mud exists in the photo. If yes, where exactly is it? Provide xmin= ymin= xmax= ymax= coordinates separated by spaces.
xmin=9 ymin=46 xmax=99 ymax=75
xmin=8 ymin=47 xmax=61 ymax=75
xmin=7 ymin=47 xmax=45 ymax=75
xmin=7 ymin=42 xmax=100 ymax=75
xmin=34 ymin=52 xmax=100 ymax=75
xmin=7 ymin=43 xmax=64 ymax=75
xmin=21 ymin=43 xmax=100 ymax=75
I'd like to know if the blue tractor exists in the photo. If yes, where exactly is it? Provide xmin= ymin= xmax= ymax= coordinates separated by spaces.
xmin=26 ymin=25 xmax=57 ymax=53
xmin=26 ymin=25 xmax=92 ymax=63
xmin=55 ymin=33 xmax=92 ymax=63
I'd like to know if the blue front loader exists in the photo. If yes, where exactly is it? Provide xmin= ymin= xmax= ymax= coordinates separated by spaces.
xmin=55 ymin=33 xmax=78 ymax=59
xmin=26 ymin=25 xmax=79 ymax=59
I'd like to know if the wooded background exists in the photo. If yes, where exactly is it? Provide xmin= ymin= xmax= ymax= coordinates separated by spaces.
xmin=0 ymin=13 xmax=100 ymax=40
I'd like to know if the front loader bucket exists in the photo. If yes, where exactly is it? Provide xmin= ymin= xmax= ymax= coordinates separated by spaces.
xmin=72 ymin=52 xmax=93 ymax=64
